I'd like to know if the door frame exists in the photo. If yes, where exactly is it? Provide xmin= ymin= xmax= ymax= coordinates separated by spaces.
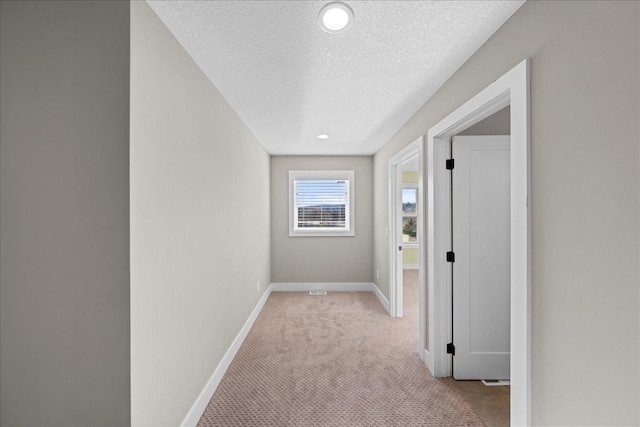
xmin=426 ymin=59 xmax=531 ymax=426
xmin=388 ymin=137 xmax=425 ymax=357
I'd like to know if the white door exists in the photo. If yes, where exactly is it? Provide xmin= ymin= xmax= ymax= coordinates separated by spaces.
xmin=394 ymin=163 xmax=404 ymax=317
xmin=392 ymin=154 xmax=420 ymax=318
xmin=452 ymin=135 xmax=510 ymax=380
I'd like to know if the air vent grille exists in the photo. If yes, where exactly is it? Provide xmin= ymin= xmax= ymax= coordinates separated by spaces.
xmin=309 ymin=290 xmax=327 ymax=296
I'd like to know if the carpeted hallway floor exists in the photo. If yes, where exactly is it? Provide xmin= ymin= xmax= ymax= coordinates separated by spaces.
xmin=198 ymin=270 xmax=484 ymax=426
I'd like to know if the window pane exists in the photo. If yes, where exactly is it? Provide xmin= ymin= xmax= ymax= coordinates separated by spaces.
xmin=402 ymin=188 xmax=417 ymax=214
xmin=296 ymin=180 xmax=347 ymax=229
xmin=402 ymin=216 xmax=417 ymax=242
xmin=402 ymin=187 xmax=418 ymax=242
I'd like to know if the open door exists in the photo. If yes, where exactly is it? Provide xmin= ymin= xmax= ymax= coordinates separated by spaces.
xmin=451 ymin=135 xmax=510 ymax=380
xmin=387 ymin=137 xmax=426 ymax=362
xmin=391 ymin=153 xmax=420 ymax=319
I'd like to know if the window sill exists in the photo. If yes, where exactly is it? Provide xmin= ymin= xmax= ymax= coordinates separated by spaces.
xmin=289 ymin=229 xmax=355 ymax=237
xmin=402 ymin=242 xmax=420 ymax=248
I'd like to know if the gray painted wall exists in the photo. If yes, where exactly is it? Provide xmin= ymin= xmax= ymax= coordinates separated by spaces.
xmin=3 ymin=1 xmax=638 ymax=426
xmin=0 ymin=1 xmax=131 ymax=426
xmin=459 ymin=106 xmax=510 ymax=135
xmin=373 ymin=1 xmax=639 ymax=424
xmin=130 ymin=2 xmax=271 ymax=425
xmin=271 ymin=156 xmax=373 ymax=283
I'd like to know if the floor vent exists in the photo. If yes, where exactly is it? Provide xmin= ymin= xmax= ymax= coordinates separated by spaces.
xmin=481 ymin=379 xmax=510 ymax=386
xmin=309 ymin=290 xmax=327 ymax=296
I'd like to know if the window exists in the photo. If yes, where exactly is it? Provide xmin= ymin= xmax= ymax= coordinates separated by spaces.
xmin=402 ymin=186 xmax=418 ymax=243
xmin=289 ymin=170 xmax=355 ymax=237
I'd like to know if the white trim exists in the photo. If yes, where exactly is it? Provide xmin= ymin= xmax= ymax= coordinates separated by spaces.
xmin=272 ymin=282 xmax=391 ymax=314
xmin=427 ymin=137 xmax=453 ymax=377
xmin=402 ymin=264 xmax=419 ymax=270
xmin=270 ymin=282 xmax=373 ymax=292
xmin=288 ymin=170 xmax=355 ymax=237
xmin=426 ymin=59 xmax=531 ymax=426
xmin=402 ymin=243 xmax=419 ymax=249
xmin=180 ymin=284 xmax=273 ymax=427
xmin=372 ymin=283 xmax=391 ymax=315
xmin=482 ymin=379 xmax=511 ymax=387
xmin=400 ymin=184 xmax=420 ymax=245
xmin=181 ymin=280 xmax=389 ymax=426
xmin=389 ymin=158 xmax=402 ymax=318
xmin=388 ymin=139 xmax=421 ymax=318
xmin=388 ymin=137 xmax=426 ymax=363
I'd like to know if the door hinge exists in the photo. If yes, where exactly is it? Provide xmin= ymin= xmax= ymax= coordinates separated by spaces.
xmin=446 ymin=342 xmax=455 ymax=356
xmin=399 ymin=246 xmax=402 ymax=251
xmin=446 ymin=159 xmax=454 ymax=170
xmin=446 ymin=251 xmax=455 ymax=262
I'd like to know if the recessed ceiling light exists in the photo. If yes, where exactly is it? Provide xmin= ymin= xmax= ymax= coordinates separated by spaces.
xmin=318 ymin=2 xmax=353 ymax=34
xmin=317 ymin=134 xmax=330 ymax=140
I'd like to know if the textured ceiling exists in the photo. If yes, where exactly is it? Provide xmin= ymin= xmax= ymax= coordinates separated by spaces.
xmin=147 ymin=1 xmax=524 ymax=155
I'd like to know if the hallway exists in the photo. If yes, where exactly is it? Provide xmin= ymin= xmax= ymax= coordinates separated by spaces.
xmin=197 ymin=272 xmax=482 ymax=426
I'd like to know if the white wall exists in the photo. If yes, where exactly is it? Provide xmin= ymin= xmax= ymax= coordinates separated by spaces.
xmin=0 ymin=1 xmax=131 ymax=425
xmin=130 ymin=2 xmax=271 ymax=425
xmin=373 ymin=1 xmax=639 ymax=424
xmin=271 ymin=156 xmax=373 ymax=283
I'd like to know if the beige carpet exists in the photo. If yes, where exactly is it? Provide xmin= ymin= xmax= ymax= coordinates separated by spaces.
xmin=198 ymin=270 xmax=484 ymax=426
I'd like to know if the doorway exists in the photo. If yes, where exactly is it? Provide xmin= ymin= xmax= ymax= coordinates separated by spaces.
xmin=388 ymin=137 xmax=426 ymax=360
xmin=426 ymin=59 xmax=531 ymax=426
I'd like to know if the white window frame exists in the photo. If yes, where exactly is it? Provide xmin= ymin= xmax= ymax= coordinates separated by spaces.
xmin=401 ymin=183 xmax=419 ymax=245
xmin=288 ymin=170 xmax=355 ymax=237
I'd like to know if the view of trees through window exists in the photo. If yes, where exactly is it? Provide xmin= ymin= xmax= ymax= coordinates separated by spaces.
xmin=402 ymin=187 xmax=418 ymax=242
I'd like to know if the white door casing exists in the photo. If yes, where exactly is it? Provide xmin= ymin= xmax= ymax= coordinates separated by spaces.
xmin=394 ymin=161 xmax=404 ymax=318
xmin=452 ymin=135 xmax=510 ymax=380
xmin=388 ymin=137 xmax=425 ymax=360
xmin=426 ymin=59 xmax=530 ymax=426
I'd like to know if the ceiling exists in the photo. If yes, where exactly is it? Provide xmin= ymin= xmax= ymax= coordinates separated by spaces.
xmin=147 ymin=1 xmax=524 ymax=156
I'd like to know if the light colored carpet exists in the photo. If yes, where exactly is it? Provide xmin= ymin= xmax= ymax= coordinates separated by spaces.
xmin=198 ymin=270 xmax=484 ymax=426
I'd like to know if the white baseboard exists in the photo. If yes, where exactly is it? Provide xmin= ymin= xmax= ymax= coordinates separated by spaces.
xmin=270 ymin=282 xmax=373 ymax=292
xmin=181 ymin=281 xmax=391 ymax=426
xmin=403 ymin=264 xmax=419 ymax=270
xmin=272 ymin=282 xmax=391 ymax=315
xmin=424 ymin=348 xmax=434 ymax=376
xmin=372 ymin=283 xmax=391 ymax=315
xmin=180 ymin=285 xmax=273 ymax=427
